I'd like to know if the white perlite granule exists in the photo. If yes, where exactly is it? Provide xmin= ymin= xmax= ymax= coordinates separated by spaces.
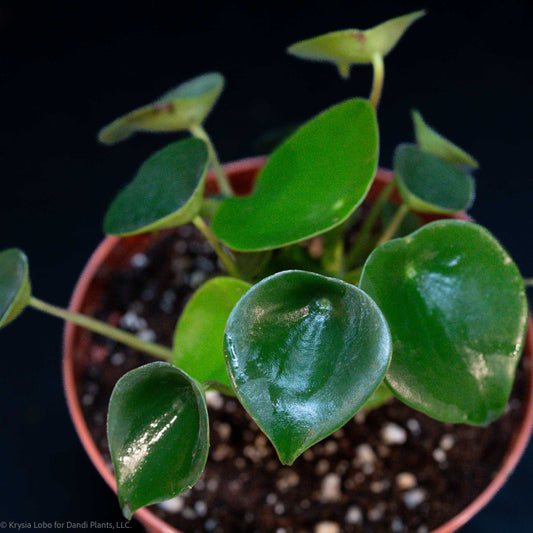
xmin=315 ymin=522 xmax=340 ymax=533
xmin=381 ymin=423 xmax=407 ymax=445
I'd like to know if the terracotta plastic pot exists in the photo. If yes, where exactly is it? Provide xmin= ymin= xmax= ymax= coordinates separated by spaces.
xmin=63 ymin=157 xmax=533 ymax=533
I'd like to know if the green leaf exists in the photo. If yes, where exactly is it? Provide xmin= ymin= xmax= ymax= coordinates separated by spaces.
xmin=394 ymin=143 xmax=475 ymax=214
xmin=225 ymin=270 xmax=391 ymax=464
xmin=172 ymin=277 xmax=251 ymax=388
xmin=108 ymin=362 xmax=209 ymax=519
xmin=212 ymin=98 xmax=378 ymax=251
xmin=412 ymin=110 xmax=479 ymax=170
xmin=287 ymin=10 xmax=425 ymax=78
xmin=98 ymin=72 xmax=225 ymax=144
xmin=104 ymin=138 xmax=209 ymax=236
xmin=0 ymin=248 xmax=31 ymax=328
xmin=359 ymin=220 xmax=528 ymax=426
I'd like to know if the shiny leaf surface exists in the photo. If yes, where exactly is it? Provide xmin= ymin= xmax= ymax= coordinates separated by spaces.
xmin=225 ymin=270 xmax=391 ymax=464
xmin=287 ymin=10 xmax=425 ymax=77
xmin=394 ymin=143 xmax=475 ymax=214
xmin=0 ymin=248 xmax=31 ymax=328
xmin=412 ymin=110 xmax=479 ymax=170
xmin=108 ymin=362 xmax=209 ymax=518
xmin=98 ymin=73 xmax=225 ymax=144
xmin=212 ymin=99 xmax=378 ymax=251
xmin=172 ymin=277 xmax=251 ymax=387
xmin=360 ymin=220 xmax=528 ymax=425
xmin=104 ymin=138 xmax=209 ymax=236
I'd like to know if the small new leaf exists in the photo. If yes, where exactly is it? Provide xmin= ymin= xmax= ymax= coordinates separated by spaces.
xmin=107 ymin=362 xmax=209 ymax=519
xmin=225 ymin=270 xmax=391 ymax=464
xmin=360 ymin=220 xmax=528 ymax=425
xmin=394 ymin=143 xmax=475 ymax=214
xmin=172 ymin=277 xmax=251 ymax=388
xmin=104 ymin=138 xmax=209 ymax=236
xmin=98 ymin=73 xmax=225 ymax=144
xmin=287 ymin=10 xmax=425 ymax=78
xmin=412 ymin=110 xmax=479 ymax=170
xmin=0 ymin=248 xmax=31 ymax=328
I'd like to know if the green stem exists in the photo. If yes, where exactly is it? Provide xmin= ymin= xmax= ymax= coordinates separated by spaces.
xmin=346 ymin=179 xmax=396 ymax=268
xmin=28 ymin=296 xmax=172 ymax=360
xmin=189 ymin=123 xmax=234 ymax=197
xmin=192 ymin=216 xmax=241 ymax=278
xmin=322 ymin=226 xmax=345 ymax=277
xmin=376 ymin=203 xmax=410 ymax=246
xmin=202 ymin=380 xmax=236 ymax=397
xmin=369 ymin=54 xmax=385 ymax=110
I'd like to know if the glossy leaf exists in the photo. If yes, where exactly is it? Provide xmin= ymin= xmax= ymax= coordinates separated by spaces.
xmin=394 ymin=143 xmax=475 ymax=214
xmin=360 ymin=220 xmax=528 ymax=425
xmin=108 ymin=362 xmax=209 ymax=518
xmin=225 ymin=270 xmax=391 ymax=464
xmin=412 ymin=110 xmax=479 ymax=170
xmin=98 ymin=73 xmax=225 ymax=144
xmin=104 ymin=138 xmax=209 ymax=236
xmin=0 ymin=248 xmax=31 ymax=328
xmin=287 ymin=10 xmax=425 ymax=77
xmin=212 ymin=99 xmax=378 ymax=251
xmin=172 ymin=277 xmax=251 ymax=387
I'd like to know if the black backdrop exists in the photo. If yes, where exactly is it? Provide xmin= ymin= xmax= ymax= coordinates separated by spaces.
xmin=0 ymin=0 xmax=532 ymax=531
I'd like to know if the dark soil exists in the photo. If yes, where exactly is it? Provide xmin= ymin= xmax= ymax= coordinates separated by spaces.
xmin=79 ymin=224 xmax=529 ymax=533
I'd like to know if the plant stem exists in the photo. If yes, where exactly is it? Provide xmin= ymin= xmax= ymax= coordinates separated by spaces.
xmin=346 ymin=179 xmax=396 ymax=268
xmin=189 ymin=123 xmax=234 ymax=197
xmin=369 ymin=54 xmax=385 ymax=110
xmin=192 ymin=216 xmax=241 ymax=278
xmin=28 ymin=296 xmax=172 ymax=360
xmin=322 ymin=226 xmax=345 ymax=277
xmin=376 ymin=203 xmax=410 ymax=246
xmin=202 ymin=380 xmax=236 ymax=397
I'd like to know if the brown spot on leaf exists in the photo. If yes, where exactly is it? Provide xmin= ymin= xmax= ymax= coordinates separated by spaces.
xmin=351 ymin=31 xmax=366 ymax=44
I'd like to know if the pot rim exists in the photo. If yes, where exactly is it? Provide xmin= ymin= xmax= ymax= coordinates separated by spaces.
xmin=62 ymin=156 xmax=533 ymax=533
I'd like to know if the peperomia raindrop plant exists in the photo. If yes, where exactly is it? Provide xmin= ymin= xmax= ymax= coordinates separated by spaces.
xmin=0 ymin=10 xmax=531 ymax=520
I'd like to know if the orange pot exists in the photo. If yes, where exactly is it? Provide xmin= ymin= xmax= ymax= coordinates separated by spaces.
xmin=63 ymin=157 xmax=533 ymax=533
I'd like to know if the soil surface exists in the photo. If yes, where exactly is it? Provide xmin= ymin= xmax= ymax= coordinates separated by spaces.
xmin=79 ymin=224 xmax=528 ymax=533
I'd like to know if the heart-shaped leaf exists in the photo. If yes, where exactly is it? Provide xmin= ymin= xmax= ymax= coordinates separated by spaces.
xmin=224 ymin=270 xmax=391 ymax=464
xmin=287 ymin=10 xmax=425 ymax=78
xmin=0 ymin=248 xmax=31 ymax=328
xmin=98 ymin=72 xmax=225 ymax=144
xmin=359 ymin=220 xmax=528 ymax=425
xmin=212 ymin=98 xmax=378 ymax=251
xmin=172 ymin=277 xmax=251 ymax=388
xmin=412 ymin=110 xmax=479 ymax=170
xmin=394 ymin=143 xmax=475 ymax=214
xmin=108 ymin=362 xmax=209 ymax=518
xmin=104 ymin=138 xmax=209 ymax=236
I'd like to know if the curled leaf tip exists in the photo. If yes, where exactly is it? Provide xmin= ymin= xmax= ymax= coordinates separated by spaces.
xmin=411 ymin=109 xmax=479 ymax=170
xmin=97 ymin=72 xmax=225 ymax=145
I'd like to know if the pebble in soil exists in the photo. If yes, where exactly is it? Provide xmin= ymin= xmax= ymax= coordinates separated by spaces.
xmin=79 ymin=224 xmax=528 ymax=533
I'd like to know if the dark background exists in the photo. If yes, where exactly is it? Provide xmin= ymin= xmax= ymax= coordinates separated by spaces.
xmin=0 ymin=0 xmax=532 ymax=531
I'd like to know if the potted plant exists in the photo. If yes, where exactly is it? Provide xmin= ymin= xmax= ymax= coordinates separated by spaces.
xmin=1 ymin=9 xmax=532 ymax=533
